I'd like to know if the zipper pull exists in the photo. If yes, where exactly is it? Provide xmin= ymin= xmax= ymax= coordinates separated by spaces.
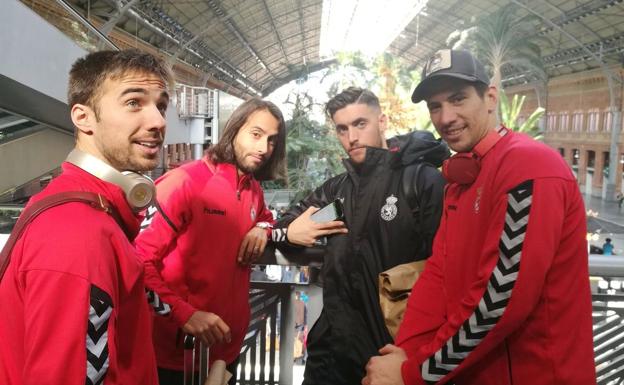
xmin=236 ymin=173 xmax=242 ymax=200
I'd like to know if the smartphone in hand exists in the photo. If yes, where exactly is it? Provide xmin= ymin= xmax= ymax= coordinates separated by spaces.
xmin=310 ymin=199 xmax=344 ymax=223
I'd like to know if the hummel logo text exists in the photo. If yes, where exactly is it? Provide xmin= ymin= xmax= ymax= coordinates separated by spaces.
xmin=204 ymin=208 xmax=226 ymax=216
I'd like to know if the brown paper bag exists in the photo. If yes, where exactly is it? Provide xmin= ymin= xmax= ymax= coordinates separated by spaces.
xmin=378 ymin=260 xmax=427 ymax=338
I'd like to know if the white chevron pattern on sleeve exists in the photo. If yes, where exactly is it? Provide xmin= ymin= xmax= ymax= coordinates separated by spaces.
xmin=420 ymin=180 xmax=533 ymax=384
xmin=86 ymin=285 xmax=112 ymax=385
xmin=145 ymin=289 xmax=172 ymax=316
xmin=140 ymin=205 xmax=158 ymax=232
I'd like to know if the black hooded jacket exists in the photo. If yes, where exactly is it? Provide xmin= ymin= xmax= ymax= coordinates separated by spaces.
xmin=275 ymin=131 xmax=448 ymax=385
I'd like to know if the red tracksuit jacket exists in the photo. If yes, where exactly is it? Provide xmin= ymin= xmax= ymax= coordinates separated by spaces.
xmin=134 ymin=157 xmax=272 ymax=370
xmin=0 ymin=162 xmax=158 ymax=385
xmin=396 ymin=131 xmax=596 ymax=385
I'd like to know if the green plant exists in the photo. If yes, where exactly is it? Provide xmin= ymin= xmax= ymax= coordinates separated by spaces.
xmin=447 ymin=3 xmax=550 ymax=113
xmin=282 ymin=92 xmax=344 ymax=192
xmin=324 ymin=51 xmax=434 ymax=135
xmin=499 ymin=92 xmax=544 ymax=139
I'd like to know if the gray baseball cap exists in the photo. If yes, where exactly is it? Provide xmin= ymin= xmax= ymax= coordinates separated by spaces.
xmin=411 ymin=49 xmax=490 ymax=103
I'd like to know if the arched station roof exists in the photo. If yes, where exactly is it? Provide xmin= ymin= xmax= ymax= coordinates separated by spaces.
xmin=22 ymin=0 xmax=624 ymax=97
xmin=389 ymin=0 xmax=624 ymax=86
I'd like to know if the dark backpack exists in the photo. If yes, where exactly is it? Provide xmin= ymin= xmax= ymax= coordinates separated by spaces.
xmin=397 ymin=130 xmax=449 ymax=232
xmin=402 ymin=161 xmax=426 ymax=229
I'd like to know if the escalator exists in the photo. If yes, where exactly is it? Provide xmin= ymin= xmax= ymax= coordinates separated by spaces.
xmin=0 ymin=70 xmax=75 ymax=204
xmin=0 ymin=110 xmax=73 ymax=204
xmin=0 ymin=112 xmax=42 ymax=142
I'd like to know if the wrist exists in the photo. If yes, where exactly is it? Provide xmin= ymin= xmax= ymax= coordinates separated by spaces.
xmin=256 ymin=221 xmax=273 ymax=239
xmin=174 ymin=302 xmax=198 ymax=328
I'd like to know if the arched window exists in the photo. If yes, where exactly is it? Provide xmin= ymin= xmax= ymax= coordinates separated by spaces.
xmin=571 ymin=110 xmax=584 ymax=132
xmin=587 ymin=109 xmax=600 ymax=132
xmin=558 ymin=111 xmax=569 ymax=131
xmin=603 ymin=108 xmax=613 ymax=133
xmin=547 ymin=113 xmax=557 ymax=132
xmin=587 ymin=150 xmax=596 ymax=170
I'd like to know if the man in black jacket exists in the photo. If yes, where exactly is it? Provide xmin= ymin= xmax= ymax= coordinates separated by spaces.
xmin=273 ymin=87 xmax=448 ymax=385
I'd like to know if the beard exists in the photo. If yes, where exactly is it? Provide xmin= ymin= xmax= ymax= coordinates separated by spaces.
xmin=99 ymin=144 xmax=158 ymax=172
xmin=126 ymin=156 xmax=159 ymax=172
xmin=235 ymin=152 xmax=265 ymax=175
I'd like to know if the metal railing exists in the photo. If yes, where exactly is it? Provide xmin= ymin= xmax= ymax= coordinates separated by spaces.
xmin=175 ymin=85 xmax=217 ymax=119
xmin=234 ymin=244 xmax=315 ymax=385
xmin=593 ymin=293 xmax=624 ymax=384
xmin=238 ymin=284 xmax=290 ymax=385
xmin=591 ymin=257 xmax=624 ymax=385
xmin=227 ymin=253 xmax=624 ymax=385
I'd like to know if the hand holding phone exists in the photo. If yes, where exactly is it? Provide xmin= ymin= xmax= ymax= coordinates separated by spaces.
xmin=286 ymin=203 xmax=348 ymax=247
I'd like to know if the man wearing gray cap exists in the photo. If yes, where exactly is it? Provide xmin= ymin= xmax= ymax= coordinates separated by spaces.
xmin=363 ymin=49 xmax=596 ymax=385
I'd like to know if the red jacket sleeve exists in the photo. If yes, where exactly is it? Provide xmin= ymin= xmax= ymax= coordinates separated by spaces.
xmin=18 ymin=212 xmax=119 ymax=385
xmin=21 ymin=270 xmax=91 ymax=385
xmin=134 ymin=170 xmax=197 ymax=327
xmin=399 ymin=178 xmax=570 ymax=385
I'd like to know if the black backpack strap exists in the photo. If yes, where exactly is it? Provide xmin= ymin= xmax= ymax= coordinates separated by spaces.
xmin=142 ymin=199 xmax=179 ymax=234
xmin=0 ymin=191 xmax=119 ymax=282
xmin=402 ymin=162 xmax=426 ymax=221
xmin=154 ymin=199 xmax=179 ymax=233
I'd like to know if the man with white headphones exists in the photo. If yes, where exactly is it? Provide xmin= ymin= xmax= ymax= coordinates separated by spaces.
xmin=363 ymin=49 xmax=595 ymax=385
xmin=0 ymin=49 xmax=172 ymax=385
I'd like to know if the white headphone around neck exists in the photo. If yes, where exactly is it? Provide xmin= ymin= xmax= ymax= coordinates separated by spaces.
xmin=65 ymin=149 xmax=155 ymax=212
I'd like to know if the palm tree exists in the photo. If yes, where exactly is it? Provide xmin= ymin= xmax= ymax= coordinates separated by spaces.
xmin=446 ymin=4 xmax=550 ymax=105
xmin=282 ymin=92 xmax=344 ymax=195
xmin=499 ymin=92 xmax=544 ymax=139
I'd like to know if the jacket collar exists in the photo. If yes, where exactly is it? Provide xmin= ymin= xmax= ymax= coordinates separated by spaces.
xmin=342 ymin=146 xmax=395 ymax=178
xmin=203 ymin=157 xmax=254 ymax=191
xmin=61 ymin=162 xmax=142 ymax=239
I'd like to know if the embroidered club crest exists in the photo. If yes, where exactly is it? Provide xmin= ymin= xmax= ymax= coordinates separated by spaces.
xmin=250 ymin=207 xmax=256 ymax=221
xmin=381 ymin=195 xmax=398 ymax=221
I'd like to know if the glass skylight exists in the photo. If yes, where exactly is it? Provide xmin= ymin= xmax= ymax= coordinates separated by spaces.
xmin=319 ymin=0 xmax=428 ymax=59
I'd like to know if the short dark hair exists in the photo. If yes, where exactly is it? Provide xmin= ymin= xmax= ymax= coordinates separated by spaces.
xmin=68 ymin=49 xmax=174 ymax=117
xmin=325 ymin=87 xmax=381 ymax=119
xmin=207 ymin=98 xmax=286 ymax=181
xmin=473 ymin=82 xmax=489 ymax=98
